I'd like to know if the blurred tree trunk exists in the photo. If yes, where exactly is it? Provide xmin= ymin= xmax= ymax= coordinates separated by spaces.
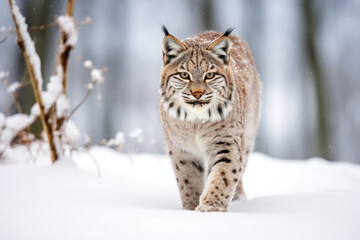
xmin=244 ymin=0 xmax=264 ymax=46
xmin=302 ymin=0 xmax=330 ymax=160
xmin=200 ymin=0 xmax=213 ymax=30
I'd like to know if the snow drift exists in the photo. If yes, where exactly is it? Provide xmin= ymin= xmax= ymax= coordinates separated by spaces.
xmin=0 ymin=147 xmax=360 ymax=240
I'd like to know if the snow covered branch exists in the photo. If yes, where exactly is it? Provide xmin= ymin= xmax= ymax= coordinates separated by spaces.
xmin=2 ymin=0 xmax=108 ymax=165
xmin=8 ymin=0 xmax=58 ymax=162
xmin=55 ymin=0 xmax=76 ymax=94
xmin=48 ymin=0 xmax=77 ymax=156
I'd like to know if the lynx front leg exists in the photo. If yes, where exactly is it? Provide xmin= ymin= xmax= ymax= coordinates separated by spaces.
xmin=196 ymin=140 xmax=244 ymax=212
xmin=169 ymin=150 xmax=205 ymax=210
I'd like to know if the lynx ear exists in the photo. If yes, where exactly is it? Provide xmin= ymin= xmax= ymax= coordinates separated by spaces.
xmin=207 ymin=28 xmax=234 ymax=64
xmin=162 ymin=26 xmax=187 ymax=65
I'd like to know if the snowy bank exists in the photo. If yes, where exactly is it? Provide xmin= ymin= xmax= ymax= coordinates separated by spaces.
xmin=0 ymin=147 xmax=360 ymax=240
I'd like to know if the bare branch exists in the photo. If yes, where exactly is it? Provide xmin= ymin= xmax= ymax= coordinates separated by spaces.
xmin=5 ymin=75 xmax=28 ymax=115
xmin=28 ymin=22 xmax=58 ymax=31
xmin=67 ymin=88 xmax=91 ymax=119
xmin=0 ymin=15 xmax=91 ymax=45
xmin=0 ymin=31 xmax=11 ymax=45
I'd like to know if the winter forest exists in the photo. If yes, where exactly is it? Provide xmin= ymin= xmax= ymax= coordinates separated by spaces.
xmin=1 ymin=0 xmax=360 ymax=239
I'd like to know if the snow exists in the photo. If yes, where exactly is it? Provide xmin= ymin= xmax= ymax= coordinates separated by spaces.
xmin=56 ymin=94 xmax=70 ymax=118
xmin=47 ymin=74 xmax=63 ymax=98
xmin=10 ymin=0 xmax=43 ymax=91
xmin=83 ymin=61 xmax=106 ymax=96
xmin=86 ymin=65 xmax=106 ymax=101
xmin=80 ymin=16 xmax=92 ymax=26
xmin=3 ymin=113 xmax=34 ymax=132
xmin=86 ymin=82 xmax=94 ymax=90
xmin=83 ymin=60 xmax=93 ymax=69
xmin=30 ymin=103 xmax=40 ymax=116
xmin=57 ymin=15 xmax=78 ymax=47
xmin=0 ymin=146 xmax=360 ymax=239
xmin=41 ymin=91 xmax=56 ymax=113
xmin=63 ymin=120 xmax=80 ymax=144
xmin=41 ymin=77 xmax=67 ymax=115
xmin=91 ymin=68 xmax=105 ymax=84
xmin=39 ymin=74 xmax=66 ymax=114
xmin=128 ymin=127 xmax=144 ymax=142
xmin=7 ymin=81 xmax=20 ymax=93
xmin=114 ymin=132 xmax=125 ymax=145
xmin=0 ymin=71 xmax=9 ymax=81
xmin=0 ymin=113 xmax=35 ymax=146
xmin=105 ymin=131 xmax=125 ymax=150
xmin=0 ymin=26 xmax=12 ymax=33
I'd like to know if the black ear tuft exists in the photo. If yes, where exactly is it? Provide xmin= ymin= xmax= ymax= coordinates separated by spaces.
xmin=162 ymin=25 xmax=170 ymax=36
xmin=222 ymin=27 xmax=235 ymax=37
xmin=207 ymin=32 xmax=232 ymax=64
xmin=162 ymin=31 xmax=187 ymax=65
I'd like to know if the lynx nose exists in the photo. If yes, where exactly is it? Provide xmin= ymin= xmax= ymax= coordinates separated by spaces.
xmin=190 ymin=89 xmax=206 ymax=99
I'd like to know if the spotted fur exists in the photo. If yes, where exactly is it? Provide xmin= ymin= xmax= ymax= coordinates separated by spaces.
xmin=159 ymin=27 xmax=261 ymax=212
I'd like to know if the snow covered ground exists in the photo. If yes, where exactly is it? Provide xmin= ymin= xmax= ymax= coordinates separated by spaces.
xmin=1 ymin=146 xmax=360 ymax=240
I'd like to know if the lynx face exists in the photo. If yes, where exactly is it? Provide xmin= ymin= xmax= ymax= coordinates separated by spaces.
xmin=160 ymin=30 xmax=235 ymax=122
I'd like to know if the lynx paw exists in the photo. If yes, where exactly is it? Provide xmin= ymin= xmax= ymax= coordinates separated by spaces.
xmin=182 ymin=203 xmax=197 ymax=211
xmin=195 ymin=203 xmax=227 ymax=212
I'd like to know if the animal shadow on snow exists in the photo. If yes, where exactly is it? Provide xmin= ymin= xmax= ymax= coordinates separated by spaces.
xmin=229 ymin=191 xmax=358 ymax=213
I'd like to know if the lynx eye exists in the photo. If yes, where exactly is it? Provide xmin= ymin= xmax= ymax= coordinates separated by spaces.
xmin=205 ymin=72 xmax=215 ymax=80
xmin=179 ymin=72 xmax=190 ymax=79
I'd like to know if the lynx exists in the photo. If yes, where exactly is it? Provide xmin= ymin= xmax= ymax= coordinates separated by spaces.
xmin=159 ymin=26 xmax=261 ymax=212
